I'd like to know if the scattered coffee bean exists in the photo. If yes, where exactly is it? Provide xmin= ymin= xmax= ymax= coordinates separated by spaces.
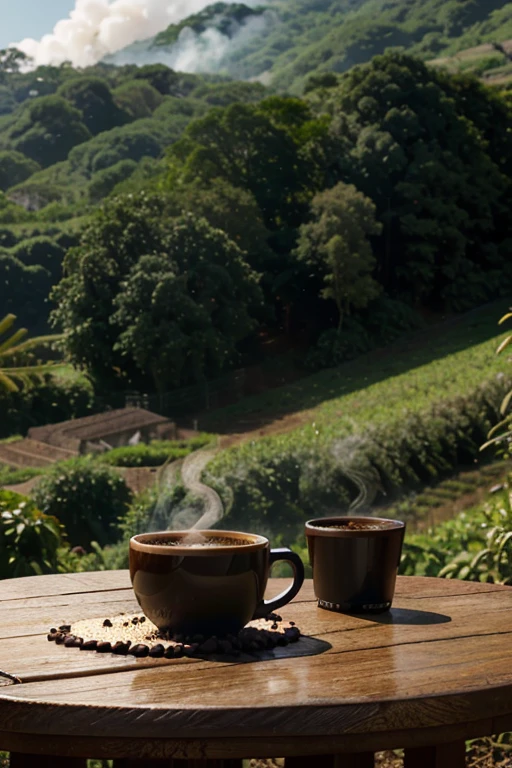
xmin=139 ymin=617 xmax=146 ymax=623
xmin=271 ymin=623 xmax=278 ymax=630
xmin=130 ymin=644 xmax=149 ymax=658
xmin=81 ymin=640 xmax=98 ymax=651
xmin=103 ymin=619 xmax=113 ymax=628
xmin=218 ymin=640 xmax=232 ymax=655
xmin=164 ymin=645 xmax=175 ymax=659
xmin=289 ymin=621 xmax=296 ymax=626
xmin=149 ymin=644 xmax=165 ymax=658
xmin=198 ymin=637 xmax=218 ymax=654
xmin=59 ymin=625 xmax=71 ymax=632
xmin=112 ymin=641 xmax=130 ymax=655
xmin=123 ymin=622 xmax=129 ymax=627
xmin=97 ymin=642 xmax=112 ymax=653
xmin=131 ymin=618 xmax=139 ymax=625
xmin=173 ymin=644 xmax=184 ymax=658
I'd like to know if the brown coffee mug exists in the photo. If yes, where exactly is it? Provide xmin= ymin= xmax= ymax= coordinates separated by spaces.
xmin=305 ymin=516 xmax=405 ymax=614
xmin=129 ymin=530 xmax=305 ymax=636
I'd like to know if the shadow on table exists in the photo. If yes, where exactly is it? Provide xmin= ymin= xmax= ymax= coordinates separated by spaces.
xmin=203 ymin=636 xmax=332 ymax=664
xmin=360 ymin=608 xmax=451 ymax=626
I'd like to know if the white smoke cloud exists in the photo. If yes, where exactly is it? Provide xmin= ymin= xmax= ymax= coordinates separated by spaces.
xmin=13 ymin=0 xmax=233 ymax=69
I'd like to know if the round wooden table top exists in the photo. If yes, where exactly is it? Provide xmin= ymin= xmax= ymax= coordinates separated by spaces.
xmin=1 ymin=572 xmax=512 ymax=760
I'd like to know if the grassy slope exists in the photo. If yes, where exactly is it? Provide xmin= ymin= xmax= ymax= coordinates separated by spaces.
xmin=203 ymin=300 xmax=512 ymax=434
xmin=204 ymin=299 xmax=512 ymax=533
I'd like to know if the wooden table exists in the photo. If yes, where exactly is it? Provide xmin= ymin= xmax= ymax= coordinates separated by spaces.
xmin=1 ymin=573 xmax=512 ymax=768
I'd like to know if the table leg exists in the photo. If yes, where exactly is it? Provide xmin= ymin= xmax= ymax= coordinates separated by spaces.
xmin=10 ymin=756 xmax=87 ymax=768
xmin=285 ymin=756 xmax=374 ymax=768
xmin=404 ymin=741 xmax=465 ymax=768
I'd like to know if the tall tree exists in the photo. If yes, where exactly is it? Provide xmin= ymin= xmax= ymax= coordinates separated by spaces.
xmin=52 ymin=195 xmax=262 ymax=392
xmin=326 ymin=53 xmax=509 ymax=309
xmin=295 ymin=183 xmax=381 ymax=328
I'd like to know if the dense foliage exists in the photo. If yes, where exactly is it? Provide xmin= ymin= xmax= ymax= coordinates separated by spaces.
xmin=33 ymin=460 xmax=132 ymax=548
xmin=0 ymin=490 xmax=62 ymax=578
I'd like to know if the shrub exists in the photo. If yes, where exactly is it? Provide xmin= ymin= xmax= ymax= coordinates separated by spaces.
xmin=400 ymin=476 xmax=512 ymax=582
xmin=33 ymin=459 xmax=132 ymax=548
xmin=0 ymin=490 xmax=63 ymax=578
xmin=97 ymin=435 xmax=213 ymax=467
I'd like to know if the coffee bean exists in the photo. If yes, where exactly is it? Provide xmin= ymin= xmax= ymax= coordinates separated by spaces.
xmin=130 ymin=644 xmax=149 ymax=658
xmin=164 ymin=645 xmax=175 ymax=659
xmin=81 ymin=640 xmax=98 ymax=651
xmin=218 ymin=640 xmax=232 ymax=655
xmin=173 ymin=644 xmax=184 ymax=658
xmin=289 ymin=621 xmax=296 ymax=626
xmin=97 ymin=642 xmax=112 ymax=653
xmin=198 ymin=637 xmax=218 ymax=654
xmin=112 ymin=641 xmax=130 ymax=655
xmin=271 ymin=623 xmax=278 ymax=630
xmin=103 ymin=619 xmax=113 ymax=628
xmin=64 ymin=636 xmax=77 ymax=647
xmin=123 ymin=622 xmax=129 ymax=627
xmin=59 ymin=625 xmax=71 ymax=632
xmin=131 ymin=618 xmax=139 ymax=625
xmin=149 ymin=644 xmax=165 ymax=658
xmin=139 ymin=616 xmax=146 ymax=623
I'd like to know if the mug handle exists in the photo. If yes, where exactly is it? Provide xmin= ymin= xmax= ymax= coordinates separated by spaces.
xmin=252 ymin=547 xmax=305 ymax=619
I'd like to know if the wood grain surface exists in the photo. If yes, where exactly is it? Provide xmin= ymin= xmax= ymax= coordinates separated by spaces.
xmin=0 ymin=573 xmax=512 ymax=760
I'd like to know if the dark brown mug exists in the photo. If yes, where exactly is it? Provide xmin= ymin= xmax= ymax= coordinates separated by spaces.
xmin=129 ymin=530 xmax=305 ymax=636
xmin=305 ymin=516 xmax=405 ymax=614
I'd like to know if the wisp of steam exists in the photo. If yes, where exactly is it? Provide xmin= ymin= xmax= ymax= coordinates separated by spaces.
xmin=148 ymin=449 xmax=224 ymax=541
xmin=331 ymin=434 xmax=386 ymax=515
xmin=14 ymin=0 xmax=267 ymax=71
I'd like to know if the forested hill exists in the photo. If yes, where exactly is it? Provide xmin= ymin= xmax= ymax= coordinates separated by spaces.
xmin=115 ymin=0 xmax=512 ymax=92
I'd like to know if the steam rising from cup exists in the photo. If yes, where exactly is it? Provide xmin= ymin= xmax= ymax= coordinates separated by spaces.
xmin=148 ymin=449 xmax=224 ymax=545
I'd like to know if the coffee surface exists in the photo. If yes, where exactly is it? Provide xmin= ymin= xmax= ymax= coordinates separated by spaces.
xmin=313 ymin=521 xmax=392 ymax=531
xmin=144 ymin=537 xmax=253 ymax=548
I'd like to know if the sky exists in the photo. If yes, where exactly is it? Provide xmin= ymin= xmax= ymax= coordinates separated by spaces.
xmin=0 ymin=0 xmax=75 ymax=48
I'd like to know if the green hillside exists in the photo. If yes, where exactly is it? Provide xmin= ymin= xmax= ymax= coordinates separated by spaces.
xmin=142 ymin=0 xmax=512 ymax=91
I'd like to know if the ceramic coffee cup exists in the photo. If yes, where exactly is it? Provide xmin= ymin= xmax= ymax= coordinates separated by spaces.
xmin=305 ymin=516 xmax=405 ymax=614
xmin=129 ymin=530 xmax=305 ymax=636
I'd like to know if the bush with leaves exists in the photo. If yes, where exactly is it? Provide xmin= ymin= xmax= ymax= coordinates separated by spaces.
xmin=400 ymin=477 xmax=512 ymax=583
xmin=33 ymin=459 xmax=132 ymax=548
xmin=98 ymin=435 xmax=213 ymax=468
xmin=0 ymin=490 xmax=63 ymax=578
